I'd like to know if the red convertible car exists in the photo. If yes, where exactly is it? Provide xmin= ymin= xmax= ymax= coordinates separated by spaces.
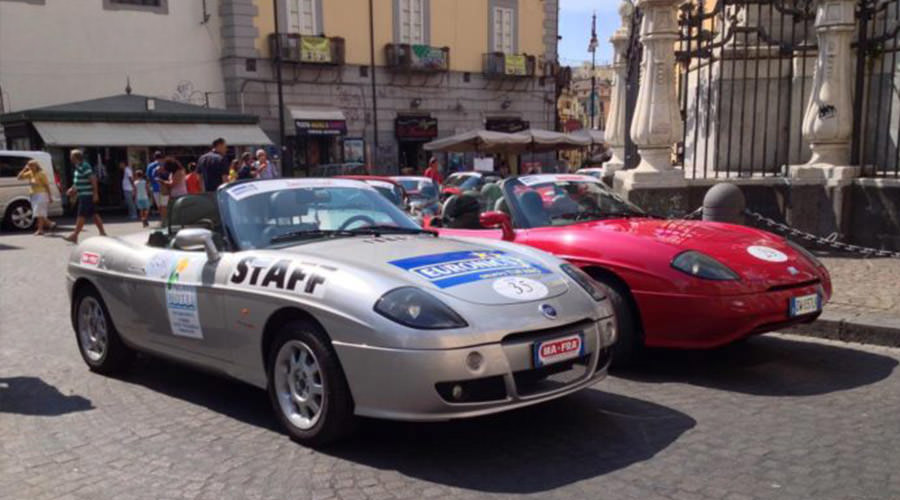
xmin=427 ymin=174 xmax=831 ymax=364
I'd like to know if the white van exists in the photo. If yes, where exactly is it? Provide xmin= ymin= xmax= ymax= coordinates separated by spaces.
xmin=0 ymin=151 xmax=64 ymax=230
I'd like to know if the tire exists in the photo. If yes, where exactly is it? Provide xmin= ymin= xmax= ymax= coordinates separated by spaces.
xmin=267 ymin=320 xmax=356 ymax=446
xmin=4 ymin=200 xmax=34 ymax=230
xmin=593 ymin=277 xmax=643 ymax=369
xmin=72 ymin=285 xmax=135 ymax=374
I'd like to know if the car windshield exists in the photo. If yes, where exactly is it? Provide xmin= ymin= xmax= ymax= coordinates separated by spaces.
xmin=221 ymin=179 xmax=420 ymax=249
xmin=502 ymin=175 xmax=645 ymax=227
xmin=363 ymin=181 xmax=404 ymax=207
xmin=444 ymin=174 xmax=481 ymax=190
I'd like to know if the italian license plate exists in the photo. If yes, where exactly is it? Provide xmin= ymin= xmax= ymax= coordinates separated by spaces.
xmin=533 ymin=333 xmax=585 ymax=367
xmin=790 ymin=293 xmax=821 ymax=317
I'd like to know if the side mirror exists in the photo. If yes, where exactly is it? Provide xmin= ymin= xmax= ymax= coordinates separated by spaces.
xmin=174 ymin=228 xmax=220 ymax=262
xmin=479 ymin=211 xmax=515 ymax=241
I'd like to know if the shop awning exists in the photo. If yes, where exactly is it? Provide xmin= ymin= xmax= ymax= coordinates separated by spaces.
xmin=289 ymin=108 xmax=346 ymax=121
xmin=32 ymin=121 xmax=273 ymax=147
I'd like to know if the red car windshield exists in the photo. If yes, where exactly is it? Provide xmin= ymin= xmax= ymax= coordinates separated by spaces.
xmin=502 ymin=176 xmax=645 ymax=227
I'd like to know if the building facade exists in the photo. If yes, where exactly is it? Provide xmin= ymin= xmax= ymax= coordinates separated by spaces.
xmin=221 ymin=0 xmax=560 ymax=175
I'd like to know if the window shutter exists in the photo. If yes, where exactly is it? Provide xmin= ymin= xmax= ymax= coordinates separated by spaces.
xmin=398 ymin=0 xmax=425 ymax=44
xmin=289 ymin=0 xmax=318 ymax=35
xmin=493 ymin=7 xmax=514 ymax=53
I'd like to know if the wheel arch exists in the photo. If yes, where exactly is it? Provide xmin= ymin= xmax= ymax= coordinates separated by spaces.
xmin=260 ymin=306 xmax=328 ymax=372
xmin=70 ymin=277 xmax=101 ymax=331
xmin=581 ymin=265 xmax=645 ymax=336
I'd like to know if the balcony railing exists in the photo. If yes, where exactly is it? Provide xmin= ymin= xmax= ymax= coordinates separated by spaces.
xmin=483 ymin=52 xmax=536 ymax=78
xmin=385 ymin=44 xmax=450 ymax=72
xmin=269 ymin=34 xmax=345 ymax=65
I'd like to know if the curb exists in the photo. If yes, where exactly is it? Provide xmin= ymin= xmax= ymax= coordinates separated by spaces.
xmin=783 ymin=310 xmax=900 ymax=348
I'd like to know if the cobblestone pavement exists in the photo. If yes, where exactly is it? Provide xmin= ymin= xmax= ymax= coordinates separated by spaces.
xmin=819 ymin=254 xmax=900 ymax=318
xmin=2 ymin=220 xmax=900 ymax=500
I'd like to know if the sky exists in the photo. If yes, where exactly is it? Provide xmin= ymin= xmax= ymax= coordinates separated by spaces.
xmin=558 ymin=0 xmax=622 ymax=67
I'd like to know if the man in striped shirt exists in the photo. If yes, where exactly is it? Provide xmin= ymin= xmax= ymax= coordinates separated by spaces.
xmin=64 ymin=149 xmax=106 ymax=243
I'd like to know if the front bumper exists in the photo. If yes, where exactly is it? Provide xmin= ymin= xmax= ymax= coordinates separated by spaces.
xmin=333 ymin=319 xmax=614 ymax=421
xmin=636 ymin=282 xmax=828 ymax=349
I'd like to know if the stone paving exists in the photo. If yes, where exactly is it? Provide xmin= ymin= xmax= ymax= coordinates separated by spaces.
xmin=2 ymin=219 xmax=900 ymax=499
xmin=819 ymin=254 xmax=900 ymax=318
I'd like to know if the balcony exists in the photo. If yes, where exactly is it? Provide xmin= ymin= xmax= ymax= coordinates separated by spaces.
xmin=385 ymin=44 xmax=450 ymax=73
xmin=483 ymin=52 xmax=537 ymax=78
xmin=269 ymin=34 xmax=345 ymax=65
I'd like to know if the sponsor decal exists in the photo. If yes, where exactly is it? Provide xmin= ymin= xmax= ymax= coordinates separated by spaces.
xmin=747 ymin=245 xmax=788 ymax=263
xmin=80 ymin=252 xmax=100 ymax=267
xmin=492 ymin=276 xmax=550 ymax=301
xmin=230 ymin=257 xmax=327 ymax=297
xmin=165 ymin=284 xmax=203 ymax=339
xmin=533 ymin=333 xmax=584 ymax=367
xmin=389 ymin=250 xmax=550 ymax=289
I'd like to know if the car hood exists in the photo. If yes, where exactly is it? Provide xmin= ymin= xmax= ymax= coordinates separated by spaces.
xmin=527 ymin=218 xmax=823 ymax=287
xmin=281 ymin=235 xmax=570 ymax=305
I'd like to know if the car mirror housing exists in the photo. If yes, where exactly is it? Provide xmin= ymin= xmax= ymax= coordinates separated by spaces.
xmin=479 ymin=211 xmax=515 ymax=241
xmin=174 ymin=228 xmax=220 ymax=261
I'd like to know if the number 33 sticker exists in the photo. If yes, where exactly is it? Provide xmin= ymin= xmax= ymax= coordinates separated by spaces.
xmin=492 ymin=276 xmax=549 ymax=301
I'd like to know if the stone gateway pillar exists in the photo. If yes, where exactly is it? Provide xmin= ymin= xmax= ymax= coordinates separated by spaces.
xmin=615 ymin=0 xmax=686 ymax=191
xmin=791 ymin=0 xmax=859 ymax=181
xmin=603 ymin=0 xmax=633 ymax=177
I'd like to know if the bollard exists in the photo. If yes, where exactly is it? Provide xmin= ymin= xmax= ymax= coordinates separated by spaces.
xmin=702 ymin=183 xmax=746 ymax=224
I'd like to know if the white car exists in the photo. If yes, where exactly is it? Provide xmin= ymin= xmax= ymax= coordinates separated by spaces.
xmin=0 ymin=150 xmax=64 ymax=230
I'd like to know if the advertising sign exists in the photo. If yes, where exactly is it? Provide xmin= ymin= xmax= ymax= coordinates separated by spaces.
xmin=504 ymin=54 xmax=527 ymax=76
xmin=409 ymin=45 xmax=449 ymax=71
xmin=295 ymin=120 xmax=347 ymax=136
xmin=395 ymin=116 xmax=438 ymax=141
xmin=300 ymin=36 xmax=332 ymax=63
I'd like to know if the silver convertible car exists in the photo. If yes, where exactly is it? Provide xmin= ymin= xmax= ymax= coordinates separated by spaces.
xmin=67 ymin=178 xmax=617 ymax=445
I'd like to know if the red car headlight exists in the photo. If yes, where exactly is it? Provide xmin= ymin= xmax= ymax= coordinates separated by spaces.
xmin=671 ymin=251 xmax=740 ymax=281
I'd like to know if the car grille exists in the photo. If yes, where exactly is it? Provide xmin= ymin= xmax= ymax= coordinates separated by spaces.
xmin=767 ymin=279 xmax=821 ymax=292
xmin=513 ymin=354 xmax=592 ymax=397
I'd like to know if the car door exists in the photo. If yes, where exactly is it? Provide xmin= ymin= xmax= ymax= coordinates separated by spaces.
xmin=132 ymin=246 xmax=229 ymax=363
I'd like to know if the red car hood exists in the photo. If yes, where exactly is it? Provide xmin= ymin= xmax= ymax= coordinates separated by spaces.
xmin=523 ymin=218 xmax=829 ymax=294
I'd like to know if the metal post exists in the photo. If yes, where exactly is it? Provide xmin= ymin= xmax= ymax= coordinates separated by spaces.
xmin=369 ymin=0 xmax=380 ymax=172
xmin=589 ymin=12 xmax=598 ymax=130
xmin=272 ymin=0 xmax=288 ymax=176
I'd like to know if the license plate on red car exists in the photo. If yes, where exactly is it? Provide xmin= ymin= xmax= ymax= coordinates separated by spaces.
xmin=790 ymin=293 xmax=821 ymax=317
xmin=533 ymin=333 xmax=585 ymax=367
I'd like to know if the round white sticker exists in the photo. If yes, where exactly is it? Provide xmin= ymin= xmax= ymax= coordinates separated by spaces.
xmin=492 ymin=277 xmax=549 ymax=301
xmin=747 ymin=245 xmax=788 ymax=263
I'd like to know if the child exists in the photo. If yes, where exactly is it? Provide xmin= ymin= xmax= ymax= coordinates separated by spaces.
xmin=134 ymin=169 xmax=152 ymax=227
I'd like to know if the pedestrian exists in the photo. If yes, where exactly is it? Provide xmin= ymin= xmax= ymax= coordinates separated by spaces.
xmin=197 ymin=138 xmax=229 ymax=192
xmin=119 ymin=160 xmax=137 ymax=220
xmin=185 ymin=162 xmax=202 ymax=194
xmin=163 ymin=157 xmax=188 ymax=200
xmin=154 ymin=158 xmax=171 ymax=223
xmin=227 ymin=159 xmax=240 ymax=182
xmin=237 ymin=152 xmax=256 ymax=180
xmin=424 ymin=156 xmax=443 ymax=185
xmin=64 ymin=149 xmax=106 ymax=243
xmin=16 ymin=159 xmax=56 ymax=235
xmin=254 ymin=149 xmax=278 ymax=179
xmin=133 ymin=169 xmax=152 ymax=227
xmin=146 ymin=151 xmax=163 ymax=214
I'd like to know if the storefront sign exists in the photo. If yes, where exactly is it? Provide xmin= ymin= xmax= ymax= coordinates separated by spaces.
xmin=295 ymin=120 xmax=347 ymax=136
xmin=485 ymin=118 xmax=529 ymax=133
xmin=409 ymin=45 xmax=449 ymax=71
xmin=504 ymin=54 xmax=527 ymax=76
xmin=395 ymin=116 xmax=438 ymax=141
xmin=300 ymin=36 xmax=332 ymax=63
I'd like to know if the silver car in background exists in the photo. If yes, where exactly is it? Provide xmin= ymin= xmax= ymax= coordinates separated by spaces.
xmin=67 ymin=178 xmax=617 ymax=445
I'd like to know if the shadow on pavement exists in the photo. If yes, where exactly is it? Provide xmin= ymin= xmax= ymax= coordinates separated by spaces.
xmin=117 ymin=357 xmax=694 ymax=493
xmin=617 ymin=334 xmax=897 ymax=396
xmin=0 ymin=243 xmax=22 ymax=250
xmin=0 ymin=376 xmax=94 ymax=416
xmin=325 ymin=389 xmax=695 ymax=493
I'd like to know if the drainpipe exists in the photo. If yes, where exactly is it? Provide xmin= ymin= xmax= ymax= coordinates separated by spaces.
xmin=369 ymin=0 xmax=380 ymax=172
xmin=273 ymin=0 xmax=288 ymax=176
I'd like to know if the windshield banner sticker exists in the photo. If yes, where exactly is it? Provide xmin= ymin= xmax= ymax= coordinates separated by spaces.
xmin=520 ymin=174 xmax=597 ymax=186
xmin=227 ymin=178 xmax=372 ymax=200
xmin=389 ymin=250 xmax=550 ymax=289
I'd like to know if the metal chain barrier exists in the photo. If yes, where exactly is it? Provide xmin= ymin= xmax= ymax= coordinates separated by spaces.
xmin=742 ymin=209 xmax=900 ymax=259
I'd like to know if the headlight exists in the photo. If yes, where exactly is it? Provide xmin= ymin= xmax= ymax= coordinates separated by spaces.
xmin=671 ymin=251 xmax=739 ymax=281
xmin=785 ymin=239 xmax=824 ymax=268
xmin=561 ymin=264 xmax=607 ymax=301
xmin=374 ymin=287 xmax=468 ymax=329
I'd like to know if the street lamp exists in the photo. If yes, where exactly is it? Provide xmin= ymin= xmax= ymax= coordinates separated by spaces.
xmin=588 ymin=12 xmax=598 ymax=130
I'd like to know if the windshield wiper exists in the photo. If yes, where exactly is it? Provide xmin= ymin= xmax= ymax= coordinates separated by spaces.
xmin=270 ymin=229 xmax=357 ymax=244
xmin=347 ymin=225 xmax=438 ymax=237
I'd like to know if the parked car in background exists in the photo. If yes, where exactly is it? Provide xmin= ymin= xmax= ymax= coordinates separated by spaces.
xmin=441 ymin=171 xmax=502 ymax=200
xmin=310 ymin=163 xmax=367 ymax=177
xmin=391 ymin=176 xmax=440 ymax=218
xmin=427 ymin=174 xmax=832 ymax=365
xmin=0 ymin=150 xmax=64 ymax=230
xmin=338 ymin=175 xmax=408 ymax=210
xmin=67 ymin=178 xmax=617 ymax=445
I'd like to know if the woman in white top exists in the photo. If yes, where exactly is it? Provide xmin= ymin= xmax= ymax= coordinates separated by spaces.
xmin=254 ymin=149 xmax=278 ymax=179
